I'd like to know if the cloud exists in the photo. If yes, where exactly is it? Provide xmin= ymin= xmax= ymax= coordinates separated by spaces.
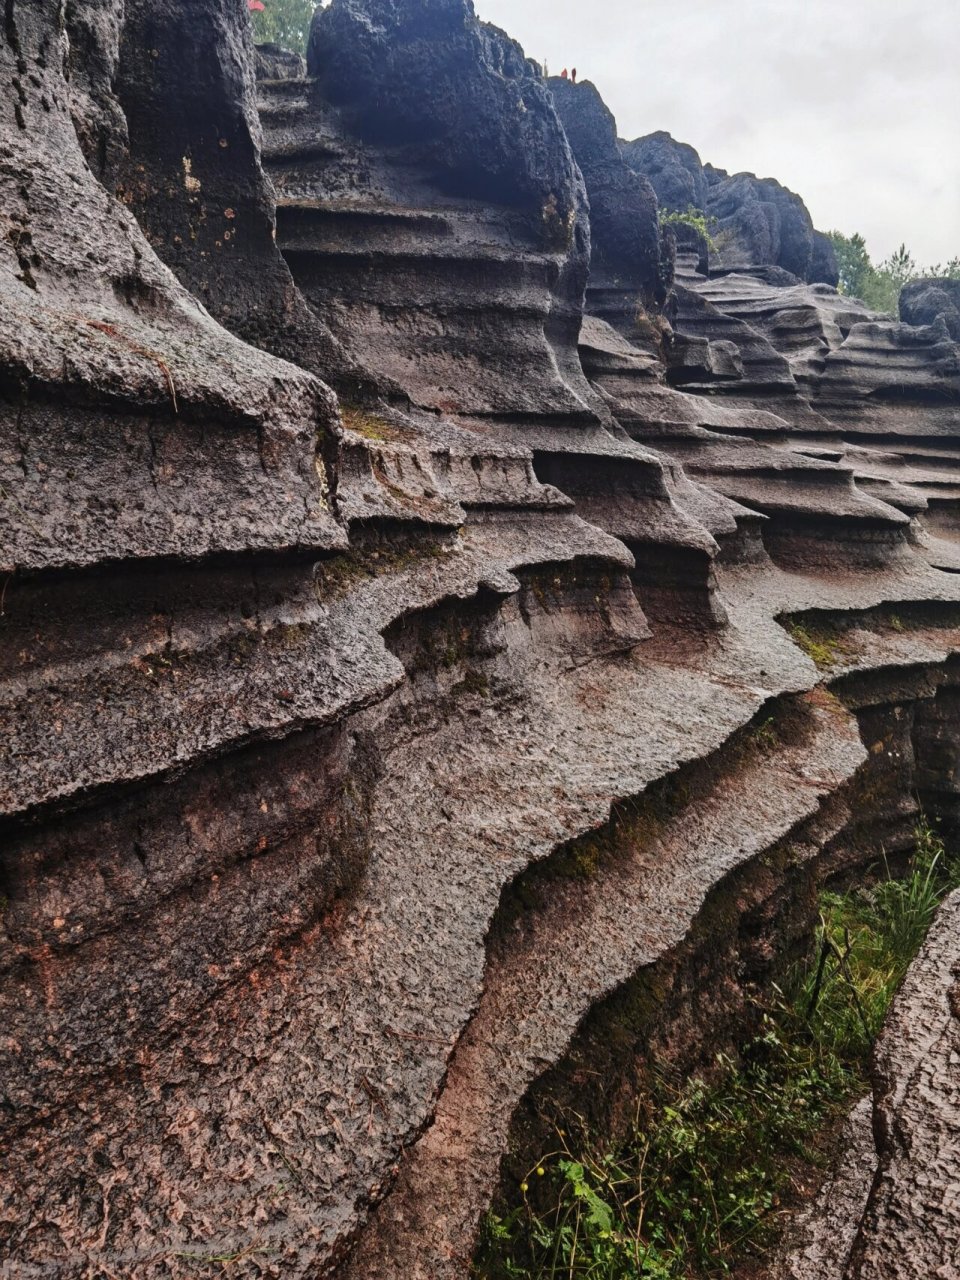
xmin=475 ymin=0 xmax=960 ymax=265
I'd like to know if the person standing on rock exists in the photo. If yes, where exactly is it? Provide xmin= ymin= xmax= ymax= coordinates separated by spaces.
xmin=560 ymin=67 xmax=568 ymax=79
xmin=571 ymin=68 xmax=577 ymax=82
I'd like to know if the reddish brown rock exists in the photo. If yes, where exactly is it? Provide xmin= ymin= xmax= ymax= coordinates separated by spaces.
xmin=2 ymin=3 xmax=960 ymax=1279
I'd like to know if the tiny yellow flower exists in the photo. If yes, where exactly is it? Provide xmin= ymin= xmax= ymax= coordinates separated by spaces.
xmin=536 ymin=1166 xmax=545 ymax=1176
xmin=520 ymin=1181 xmax=528 ymax=1193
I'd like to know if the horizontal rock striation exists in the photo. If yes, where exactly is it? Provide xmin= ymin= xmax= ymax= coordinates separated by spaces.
xmin=2 ymin=1 xmax=959 ymax=1278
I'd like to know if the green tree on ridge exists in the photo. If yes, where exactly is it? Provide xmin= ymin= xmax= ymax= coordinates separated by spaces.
xmin=248 ymin=0 xmax=319 ymax=55
xmin=828 ymin=230 xmax=959 ymax=313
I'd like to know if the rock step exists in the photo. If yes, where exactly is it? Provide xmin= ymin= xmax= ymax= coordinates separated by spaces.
xmin=1 ymin=554 xmax=819 ymax=1277
xmin=339 ymin=686 xmax=867 ymax=1278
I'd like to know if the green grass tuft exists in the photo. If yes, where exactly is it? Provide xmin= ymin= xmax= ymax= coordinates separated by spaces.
xmin=786 ymin=621 xmax=849 ymax=670
xmin=340 ymin=406 xmax=404 ymax=443
xmin=474 ymin=821 xmax=960 ymax=1279
xmin=658 ymin=206 xmax=718 ymax=252
xmin=796 ymin=817 xmax=960 ymax=1058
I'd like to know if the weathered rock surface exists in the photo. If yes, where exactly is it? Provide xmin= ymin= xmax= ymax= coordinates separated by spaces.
xmin=811 ymin=228 xmax=841 ymax=287
xmin=848 ymin=886 xmax=960 ymax=1279
xmin=705 ymin=163 xmax=817 ymax=279
xmin=774 ymin=891 xmax=960 ymax=1280
xmin=622 ymin=130 xmax=707 ymax=215
xmin=255 ymin=41 xmax=306 ymax=81
xmin=2 ymin=2 xmax=960 ymax=1278
xmin=1 ymin=0 xmax=342 ymax=578
xmin=772 ymin=1096 xmax=878 ymax=1280
xmin=262 ymin=1 xmax=729 ymax=629
xmin=627 ymin=131 xmax=837 ymax=285
xmin=549 ymin=78 xmax=667 ymax=314
xmin=901 ymin=276 xmax=960 ymax=342
xmin=109 ymin=0 xmax=359 ymax=391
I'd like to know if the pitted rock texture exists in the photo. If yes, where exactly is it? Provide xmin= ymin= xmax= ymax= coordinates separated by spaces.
xmin=901 ymin=276 xmax=960 ymax=342
xmin=255 ymin=41 xmax=307 ymax=81
xmin=627 ymin=129 xmax=836 ymax=285
xmin=260 ymin=0 xmax=729 ymax=629
xmin=846 ymin=888 xmax=960 ymax=1279
xmin=308 ymin=0 xmax=577 ymax=220
xmin=622 ymin=130 xmax=707 ymax=216
xmin=705 ymin=163 xmax=817 ymax=279
xmin=3 ymin=1 xmax=960 ymax=1278
xmin=549 ymin=77 xmax=667 ymax=312
xmin=0 ymin=0 xmax=342 ymax=578
xmin=775 ymin=893 xmax=960 ymax=1280
xmin=109 ymin=0 xmax=358 ymax=390
xmin=279 ymin=0 xmax=593 ymax=421
xmin=772 ymin=1096 xmax=877 ymax=1280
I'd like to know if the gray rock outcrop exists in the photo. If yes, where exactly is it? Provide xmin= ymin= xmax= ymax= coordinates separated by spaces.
xmin=705 ymin=163 xmax=816 ymax=279
xmin=847 ymin=888 xmax=960 ymax=1279
xmin=549 ymin=77 xmax=667 ymax=311
xmin=622 ymin=129 xmax=707 ymax=214
xmin=811 ymin=228 xmax=841 ymax=287
xmin=901 ymin=276 xmax=960 ymax=341
xmin=627 ymin=130 xmax=839 ymax=286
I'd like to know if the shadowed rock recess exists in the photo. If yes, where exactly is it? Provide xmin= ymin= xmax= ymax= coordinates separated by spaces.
xmin=1 ymin=2 xmax=958 ymax=1277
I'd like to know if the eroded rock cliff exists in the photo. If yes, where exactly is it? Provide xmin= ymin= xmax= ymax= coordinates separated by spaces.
xmin=1 ymin=2 xmax=959 ymax=1277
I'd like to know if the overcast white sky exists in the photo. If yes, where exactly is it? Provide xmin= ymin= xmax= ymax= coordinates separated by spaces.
xmin=475 ymin=0 xmax=959 ymax=266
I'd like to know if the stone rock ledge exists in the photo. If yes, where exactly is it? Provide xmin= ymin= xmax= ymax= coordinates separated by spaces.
xmin=2 ymin=2 xmax=960 ymax=1278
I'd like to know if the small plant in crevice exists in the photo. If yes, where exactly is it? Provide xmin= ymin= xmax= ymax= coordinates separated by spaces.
xmin=795 ymin=816 xmax=960 ymax=1059
xmin=474 ymin=821 xmax=959 ymax=1280
xmin=785 ymin=620 xmax=850 ymax=670
xmin=475 ymin=1020 xmax=856 ymax=1279
xmin=746 ymin=716 xmax=780 ymax=755
xmin=339 ymin=405 xmax=404 ymax=443
xmin=658 ymin=206 xmax=718 ymax=252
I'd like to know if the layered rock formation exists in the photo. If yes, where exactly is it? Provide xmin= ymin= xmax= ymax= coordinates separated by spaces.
xmin=548 ymin=77 xmax=668 ymax=316
xmin=2 ymin=2 xmax=959 ymax=1278
xmin=628 ymin=128 xmax=840 ymax=286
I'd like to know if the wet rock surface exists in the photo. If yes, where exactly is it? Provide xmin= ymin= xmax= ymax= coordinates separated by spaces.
xmin=847 ymin=888 xmax=960 ymax=1279
xmin=2 ymin=2 xmax=959 ymax=1277
xmin=772 ymin=1096 xmax=877 ymax=1280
